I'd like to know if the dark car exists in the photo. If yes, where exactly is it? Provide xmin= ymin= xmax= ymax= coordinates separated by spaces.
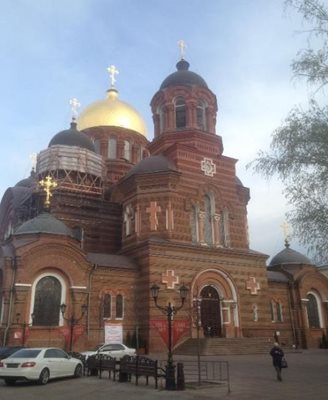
xmin=0 ymin=346 xmax=25 ymax=360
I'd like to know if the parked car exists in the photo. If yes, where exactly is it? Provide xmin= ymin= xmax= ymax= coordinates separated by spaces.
xmin=0 ymin=347 xmax=83 ymax=385
xmin=0 ymin=346 xmax=25 ymax=361
xmin=81 ymin=343 xmax=136 ymax=359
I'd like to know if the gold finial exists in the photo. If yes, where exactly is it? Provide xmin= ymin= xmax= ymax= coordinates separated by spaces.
xmin=30 ymin=153 xmax=37 ymax=172
xmin=280 ymin=221 xmax=291 ymax=245
xmin=107 ymin=65 xmax=119 ymax=88
xmin=69 ymin=98 xmax=81 ymax=121
xmin=39 ymin=176 xmax=58 ymax=208
xmin=177 ymin=39 xmax=187 ymax=60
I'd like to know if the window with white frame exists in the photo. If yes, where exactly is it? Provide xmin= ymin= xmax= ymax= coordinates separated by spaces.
xmin=270 ymin=300 xmax=283 ymax=322
xmin=32 ymin=275 xmax=63 ymax=326
xmin=103 ymin=294 xmax=112 ymax=319
xmin=116 ymin=294 xmax=124 ymax=319
xmin=108 ymin=137 xmax=117 ymax=159
xmin=307 ymin=293 xmax=321 ymax=328
xmin=123 ymin=140 xmax=131 ymax=161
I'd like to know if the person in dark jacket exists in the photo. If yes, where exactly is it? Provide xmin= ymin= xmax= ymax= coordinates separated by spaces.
xmin=270 ymin=342 xmax=284 ymax=381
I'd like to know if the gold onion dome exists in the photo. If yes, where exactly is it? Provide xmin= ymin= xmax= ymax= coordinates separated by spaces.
xmin=77 ymin=88 xmax=147 ymax=137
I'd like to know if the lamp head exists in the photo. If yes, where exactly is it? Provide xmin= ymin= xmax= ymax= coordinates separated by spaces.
xmin=150 ymin=284 xmax=160 ymax=300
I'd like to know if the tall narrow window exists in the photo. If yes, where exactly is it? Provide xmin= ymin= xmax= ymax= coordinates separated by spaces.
xmin=191 ymin=205 xmax=199 ymax=243
xmin=158 ymin=106 xmax=165 ymax=133
xmin=175 ymin=97 xmax=186 ymax=128
xmin=94 ymin=139 xmax=101 ymax=154
xmin=307 ymin=293 xmax=321 ymax=328
xmin=108 ymin=137 xmax=117 ymax=159
xmin=33 ymin=276 xmax=61 ymax=326
xmin=103 ymin=294 xmax=112 ymax=319
xmin=220 ymin=209 xmax=230 ymax=247
xmin=276 ymin=302 xmax=283 ymax=322
xmin=197 ymin=99 xmax=207 ymax=130
xmin=116 ymin=294 xmax=124 ymax=319
xmin=124 ymin=140 xmax=131 ymax=161
xmin=204 ymin=195 xmax=213 ymax=245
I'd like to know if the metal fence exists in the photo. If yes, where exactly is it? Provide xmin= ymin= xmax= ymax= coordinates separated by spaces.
xmin=159 ymin=358 xmax=231 ymax=394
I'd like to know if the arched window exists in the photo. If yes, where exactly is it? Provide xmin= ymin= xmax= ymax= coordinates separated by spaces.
xmin=158 ymin=106 xmax=165 ymax=133
xmin=175 ymin=97 xmax=186 ymax=128
xmin=307 ymin=293 xmax=321 ymax=328
xmin=204 ymin=195 xmax=213 ymax=245
xmin=33 ymin=276 xmax=62 ymax=326
xmin=103 ymin=294 xmax=112 ymax=319
xmin=220 ymin=209 xmax=230 ymax=247
xmin=197 ymin=99 xmax=207 ymax=130
xmin=116 ymin=294 xmax=124 ymax=319
xmin=108 ymin=137 xmax=117 ymax=159
xmin=124 ymin=140 xmax=131 ymax=161
xmin=94 ymin=139 xmax=101 ymax=154
xmin=191 ymin=205 xmax=199 ymax=243
xmin=270 ymin=300 xmax=283 ymax=322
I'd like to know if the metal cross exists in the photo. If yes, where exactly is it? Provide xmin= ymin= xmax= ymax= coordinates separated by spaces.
xmin=30 ymin=153 xmax=37 ymax=171
xmin=107 ymin=65 xmax=119 ymax=87
xmin=177 ymin=39 xmax=187 ymax=59
xmin=69 ymin=98 xmax=81 ymax=120
xmin=280 ymin=221 xmax=290 ymax=241
xmin=39 ymin=176 xmax=58 ymax=208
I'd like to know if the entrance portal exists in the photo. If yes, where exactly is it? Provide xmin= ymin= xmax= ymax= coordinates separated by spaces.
xmin=200 ymin=286 xmax=222 ymax=337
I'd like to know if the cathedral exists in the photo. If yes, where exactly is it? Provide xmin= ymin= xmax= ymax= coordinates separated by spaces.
xmin=0 ymin=53 xmax=328 ymax=354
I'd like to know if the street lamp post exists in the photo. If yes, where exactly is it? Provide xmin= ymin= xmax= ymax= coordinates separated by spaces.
xmin=60 ymin=303 xmax=87 ymax=352
xmin=192 ymin=296 xmax=202 ymax=386
xmin=150 ymin=283 xmax=188 ymax=390
xmin=16 ymin=313 xmax=35 ymax=346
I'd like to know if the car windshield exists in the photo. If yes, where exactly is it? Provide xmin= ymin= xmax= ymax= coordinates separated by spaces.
xmin=9 ymin=349 xmax=41 ymax=358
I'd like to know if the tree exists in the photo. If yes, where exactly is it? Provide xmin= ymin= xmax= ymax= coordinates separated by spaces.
xmin=249 ymin=0 xmax=328 ymax=263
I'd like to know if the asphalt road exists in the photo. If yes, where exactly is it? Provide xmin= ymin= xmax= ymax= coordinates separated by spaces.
xmin=0 ymin=349 xmax=327 ymax=400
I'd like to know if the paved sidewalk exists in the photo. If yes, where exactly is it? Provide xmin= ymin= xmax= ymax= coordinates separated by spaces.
xmin=0 ymin=349 xmax=327 ymax=399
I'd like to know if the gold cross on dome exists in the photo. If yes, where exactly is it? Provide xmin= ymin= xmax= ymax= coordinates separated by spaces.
xmin=280 ymin=221 xmax=290 ymax=242
xmin=39 ymin=176 xmax=58 ymax=208
xmin=107 ymin=65 xmax=119 ymax=87
xmin=177 ymin=39 xmax=187 ymax=60
xmin=69 ymin=98 xmax=81 ymax=121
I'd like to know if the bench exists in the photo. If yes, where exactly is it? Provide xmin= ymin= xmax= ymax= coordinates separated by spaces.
xmin=119 ymin=355 xmax=164 ymax=388
xmin=86 ymin=354 xmax=117 ymax=380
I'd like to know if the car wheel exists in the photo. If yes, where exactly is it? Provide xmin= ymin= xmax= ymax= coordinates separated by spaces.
xmin=38 ymin=368 xmax=50 ymax=385
xmin=74 ymin=364 xmax=83 ymax=378
xmin=4 ymin=379 xmax=16 ymax=386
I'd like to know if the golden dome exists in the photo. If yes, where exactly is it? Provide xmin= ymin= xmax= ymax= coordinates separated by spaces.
xmin=77 ymin=89 xmax=147 ymax=137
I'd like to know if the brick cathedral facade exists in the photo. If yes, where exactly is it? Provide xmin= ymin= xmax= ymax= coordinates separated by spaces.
xmin=1 ymin=57 xmax=328 ymax=352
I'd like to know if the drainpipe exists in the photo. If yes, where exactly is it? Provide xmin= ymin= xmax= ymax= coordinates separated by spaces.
xmin=3 ymin=256 xmax=18 ymax=345
xmin=87 ymin=263 xmax=97 ymax=338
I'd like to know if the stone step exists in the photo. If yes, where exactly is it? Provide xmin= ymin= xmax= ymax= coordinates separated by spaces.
xmin=175 ymin=337 xmax=273 ymax=355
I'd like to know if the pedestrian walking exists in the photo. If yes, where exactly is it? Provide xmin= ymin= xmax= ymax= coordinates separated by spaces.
xmin=270 ymin=342 xmax=284 ymax=381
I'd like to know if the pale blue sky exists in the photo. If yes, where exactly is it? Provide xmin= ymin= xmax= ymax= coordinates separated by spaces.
xmin=0 ymin=0 xmax=315 ymax=261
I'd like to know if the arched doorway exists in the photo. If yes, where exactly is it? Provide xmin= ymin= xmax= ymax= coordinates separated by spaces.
xmin=200 ymin=285 xmax=222 ymax=337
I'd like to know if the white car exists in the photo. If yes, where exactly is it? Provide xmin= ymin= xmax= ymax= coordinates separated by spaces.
xmin=0 ymin=347 xmax=83 ymax=385
xmin=81 ymin=343 xmax=136 ymax=359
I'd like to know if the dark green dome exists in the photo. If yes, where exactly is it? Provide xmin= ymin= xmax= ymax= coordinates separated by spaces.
xmin=160 ymin=59 xmax=208 ymax=90
xmin=125 ymin=154 xmax=177 ymax=178
xmin=49 ymin=121 xmax=96 ymax=152
xmin=15 ymin=170 xmax=36 ymax=188
xmin=269 ymin=242 xmax=312 ymax=267
xmin=14 ymin=212 xmax=73 ymax=237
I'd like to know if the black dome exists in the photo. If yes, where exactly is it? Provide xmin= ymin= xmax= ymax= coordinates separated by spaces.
xmin=15 ymin=170 xmax=37 ymax=188
xmin=125 ymin=154 xmax=177 ymax=178
xmin=269 ymin=242 xmax=312 ymax=267
xmin=14 ymin=212 xmax=74 ymax=237
xmin=160 ymin=59 xmax=208 ymax=90
xmin=48 ymin=121 xmax=96 ymax=152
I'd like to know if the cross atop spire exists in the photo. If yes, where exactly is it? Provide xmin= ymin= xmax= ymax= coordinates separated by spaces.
xmin=69 ymin=98 xmax=81 ymax=121
xmin=280 ymin=221 xmax=291 ymax=246
xmin=30 ymin=153 xmax=37 ymax=172
xmin=107 ymin=65 xmax=119 ymax=88
xmin=177 ymin=39 xmax=187 ymax=60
